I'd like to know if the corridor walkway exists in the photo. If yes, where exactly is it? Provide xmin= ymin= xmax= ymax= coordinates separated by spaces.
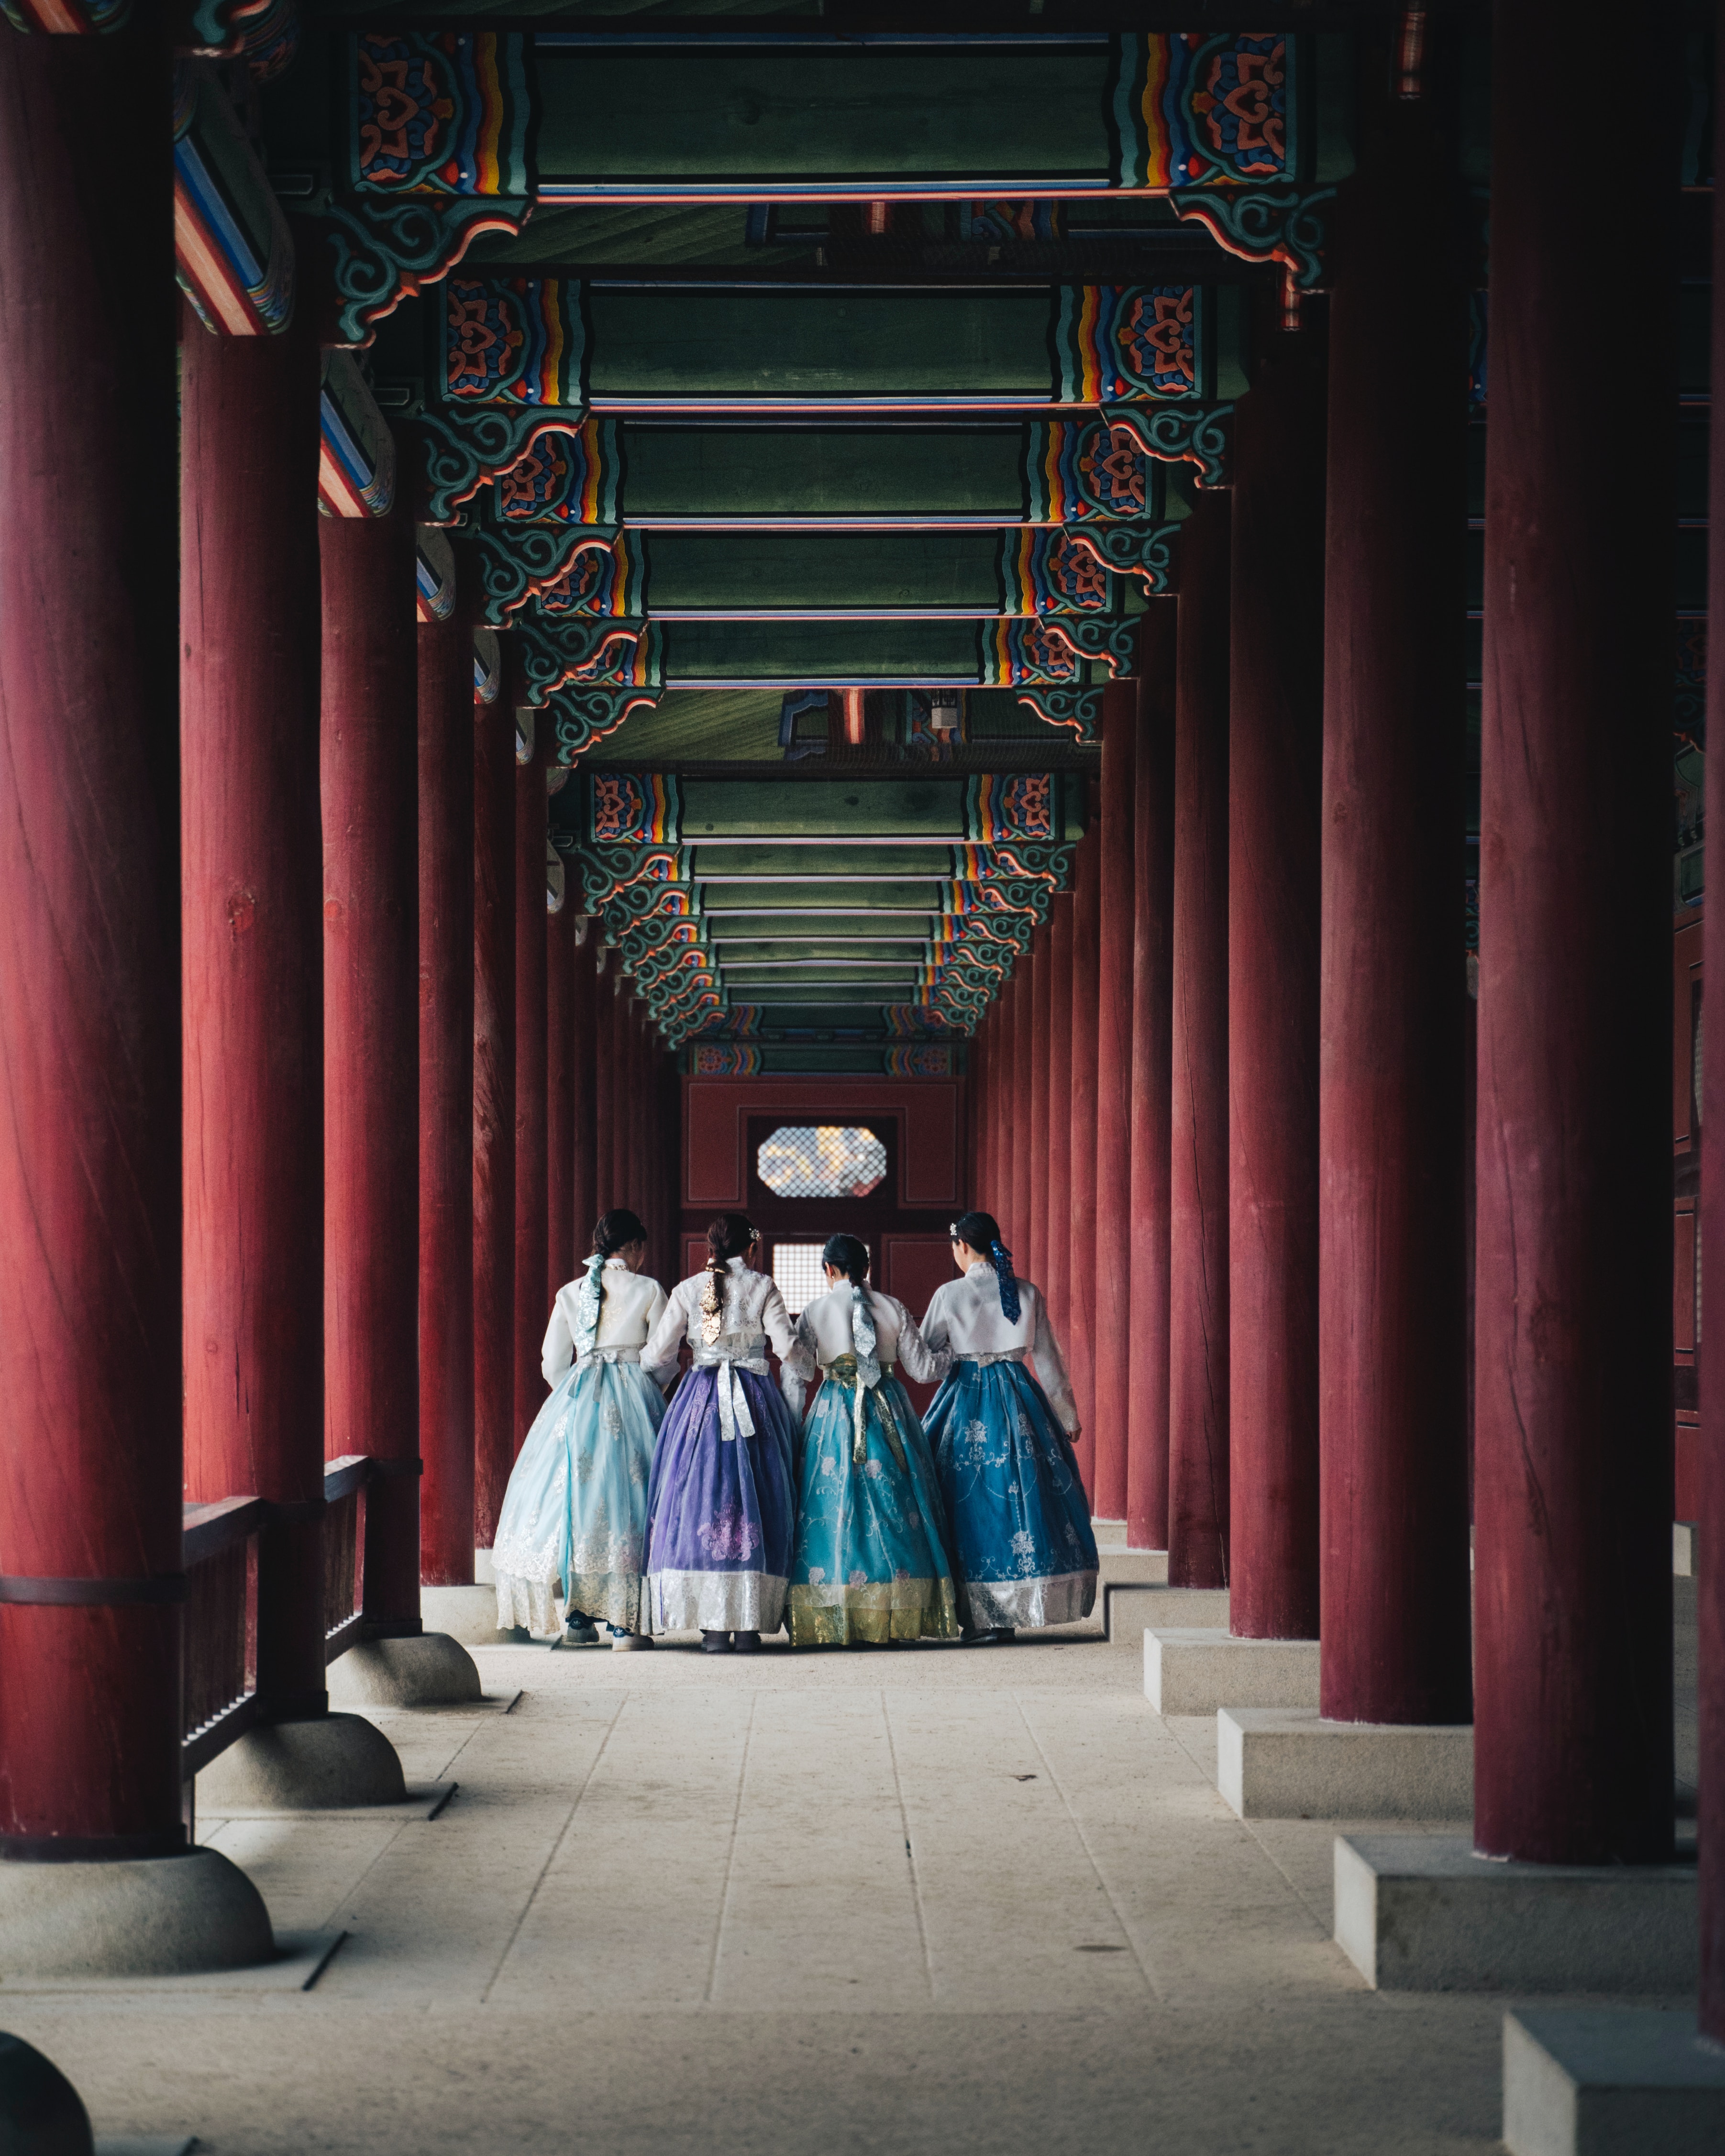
xmin=13 ymin=1590 xmax=1699 ymax=2156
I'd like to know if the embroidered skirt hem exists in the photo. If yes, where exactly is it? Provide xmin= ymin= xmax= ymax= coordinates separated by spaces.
xmin=650 ymin=1568 xmax=788 ymax=1634
xmin=961 ymin=1571 xmax=1096 ymax=1630
xmin=787 ymin=1575 xmax=961 ymax=1646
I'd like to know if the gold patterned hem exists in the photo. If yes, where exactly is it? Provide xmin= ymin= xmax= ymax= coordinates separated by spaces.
xmin=786 ymin=1576 xmax=962 ymax=1647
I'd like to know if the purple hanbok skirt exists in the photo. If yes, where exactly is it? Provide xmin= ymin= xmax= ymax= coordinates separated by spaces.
xmin=645 ymin=1363 xmax=798 ymax=1633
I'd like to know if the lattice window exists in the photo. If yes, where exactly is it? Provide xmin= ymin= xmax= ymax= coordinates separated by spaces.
xmin=771 ymin=1243 xmax=829 ymax=1317
xmin=756 ymin=1125 xmax=887 ymax=1199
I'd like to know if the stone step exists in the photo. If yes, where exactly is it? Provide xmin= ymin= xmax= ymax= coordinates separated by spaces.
xmin=1103 ymin=1581 xmax=1227 ymax=1644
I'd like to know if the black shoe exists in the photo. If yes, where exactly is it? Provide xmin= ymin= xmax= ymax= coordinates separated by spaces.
xmin=702 ymin=1629 xmax=734 ymax=1654
xmin=731 ymin=1629 xmax=763 ymax=1654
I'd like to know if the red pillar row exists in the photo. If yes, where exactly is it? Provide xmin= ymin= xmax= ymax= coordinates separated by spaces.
xmin=514 ymin=726 xmax=550 ymax=1440
xmin=1317 ymin=82 xmax=1471 ymax=1728
xmin=546 ymin=898 xmax=575 ymax=1301
xmin=1028 ymin=929 xmax=1052 ymax=1287
xmin=1126 ymin=605 xmax=1176 ymax=1554
xmin=0 ymin=23 xmax=184 ymax=1850
xmin=1168 ymin=496 xmax=1232 ymax=1590
xmin=180 ymin=308 xmax=328 ymax=1722
xmin=416 ymin=578 xmax=475 ymax=1589
xmin=472 ymin=701 xmax=516 ymax=1549
xmin=1012 ymin=956 xmax=1034 ymax=1261
xmin=1703 ymin=11 xmax=1725 ymax=2042
xmin=1226 ymin=298 xmax=1327 ymax=1642
xmin=1044 ymin=891 xmax=1074 ymax=1357
xmin=572 ymin=925 xmax=600 ymax=1258
xmin=320 ymin=501 xmax=421 ymax=1630
xmin=1067 ymin=816 xmax=1101 ymax=1497
xmin=1092 ymin=689 xmax=1137 ymax=1524
xmin=1474 ymin=3 xmax=1673 ymax=1862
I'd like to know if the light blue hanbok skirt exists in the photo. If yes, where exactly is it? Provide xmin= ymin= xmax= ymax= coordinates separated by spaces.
xmin=922 ymin=1355 xmax=1099 ymax=1630
xmin=787 ymin=1358 xmax=962 ymax=1646
xmin=493 ymin=1351 xmax=666 ymax=1635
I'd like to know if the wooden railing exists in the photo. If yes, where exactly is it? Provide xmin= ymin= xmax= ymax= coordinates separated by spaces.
xmin=180 ymin=1455 xmax=382 ymax=1782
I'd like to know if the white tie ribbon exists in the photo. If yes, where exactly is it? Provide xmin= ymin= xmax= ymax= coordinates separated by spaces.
xmin=714 ymin=1357 xmax=757 ymax=1444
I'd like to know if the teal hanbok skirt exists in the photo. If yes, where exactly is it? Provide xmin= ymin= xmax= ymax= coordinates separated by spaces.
xmin=922 ymin=1355 xmax=1098 ymax=1630
xmin=787 ymin=1358 xmax=962 ymax=1647
xmin=493 ymin=1351 xmax=666 ymax=1635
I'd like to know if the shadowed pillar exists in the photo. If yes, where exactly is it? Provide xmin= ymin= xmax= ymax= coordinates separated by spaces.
xmin=1227 ymin=299 xmax=1327 ymax=1642
xmin=1045 ymin=890 xmax=1074 ymax=1358
xmin=547 ymin=897 xmax=575 ymax=1300
xmin=1474 ymin=1 xmax=1673 ymax=1858
xmin=180 ymin=306 xmax=328 ymax=1722
xmin=1093 ymin=687 xmax=1137 ymax=1523
xmin=1703 ymin=11 xmax=1725 ymax=2041
xmin=514 ymin=722 xmax=550 ymax=1441
xmin=1127 ymin=604 xmax=1177 ymax=1553
xmin=416 ymin=566 xmax=475 ymax=1588
xmin=1318 ymin=79 xmax=1471 ymax=1729
xmin=1067 ymin=818 xmax=1102 ymax=1495
xmin=0 ymin=24 xmax=182 ymax=1856
xmin=593 ymin=951 xmax=614 ymax=1213
xmin=321 ymin=497 xmax=421 ymax=1631
xmin=571 ymin=924 xmax=599 ymax=1256
xmin=1029 ymin=928 xmax=1052 ymax=1286
xmin=1169 ymin=496 xmax=1231 ymax=1590
xmin=473 ymin=699 xmax=517 ymax=1549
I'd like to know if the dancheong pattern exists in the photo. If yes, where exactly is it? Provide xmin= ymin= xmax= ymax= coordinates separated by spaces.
xmin=964 ymin=774 xmax=1054 ymax=846
xmin=997 ymin=530 xmax=1112 ymax=616
xmin=590 ymin=773 xmax=680 ymax=847
xmin=351 ymin=32 xmax=534 ymax=196
xmin=539 ymin=533 xmax=645 ymax=619
xmin=1109 ymin=32 xmax=1293 ymax=190
xmin=1027 ymin=419 xmax=1154 ymax=525
xmin=1053 ymin=287 xmax=1202 ymax=404
xmin=978 ymin=621 xmax=1082 ymax=688
xmin=498 ymin=418 xmax=624 ymax=524
xmin=446 ymin=279 xmax=585 ymax=406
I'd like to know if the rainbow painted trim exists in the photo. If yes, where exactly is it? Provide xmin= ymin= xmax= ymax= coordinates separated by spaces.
xmin=416 ymin=527 xmax=457 ymax=622
xmin=174 ymin=65 xmax=294 ymax=338
xmin=884 ymin=1046 xmax=953 ymax=1079
xmin=997 ymin=529 xmax=1114 ymax=616
xmin=1053 ymin=286 xmax=1203 ymax=405
xmin=318 ymin=354 xmax=396 ymax=519
xmin=590 ymin=771 xmax=680 ymax=847
xmin=540 ymin=532 xmax=646 ymax=619
xmin=978 ymin=621 xmax=1082 ymax=688
xmin=691 ymin=1045 xmax=762 ymax=1078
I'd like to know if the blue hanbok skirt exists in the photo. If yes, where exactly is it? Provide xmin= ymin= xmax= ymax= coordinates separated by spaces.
xmin=922 ymin=1356 xmax=1099 ymax=1630
xmin=646 ymin=1361 xmax=798 ymax=1634
xmin=492 ymin=1353 xmax=666 ymax=1636
xmin=787 ymin=1360 xmax=962 ymax=1647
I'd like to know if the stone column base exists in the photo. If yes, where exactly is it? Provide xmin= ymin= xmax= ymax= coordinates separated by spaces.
xmin=1217 ymin=1707 xmax=1472 ymax=1820
xmin=1504 ymin=2010 xmax=1725 ymax=2155
xmin=196 ymin=1713 xmax=405 ymax=1812
xmin=1673 ymin=1521 xmax=1695 ymax=1577
xmin=420 ymin=1584 xmax=515 ymax=1646
xmin=1144 ymin=1628 xmax=1319 ymax=1715
xmin=1105 ymin=1582 xmax=1227 ymax=1646
xmin=0 ymin=1849 xmax=273 ymax=1978
xmin=327 ymin=1633 xmax=484 ymax=1707
xmin=1336 ymin=1838 xmax=1698 ymax=1992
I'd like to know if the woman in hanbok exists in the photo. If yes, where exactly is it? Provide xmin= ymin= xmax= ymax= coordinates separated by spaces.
xmin=920 ymin=1210 xmax=1098 ymax=1642
xmin=642 ymin=1214 xmax=800 ymax=1654
xmin=492 ymin=1209 xmax=677 ymax=1648
xmin=780 ymin=1234 xmax=961 ymax=1648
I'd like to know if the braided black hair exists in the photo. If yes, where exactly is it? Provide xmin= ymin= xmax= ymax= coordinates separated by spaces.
xmin=950 ymin=1210 xmax=1020 ymax=1323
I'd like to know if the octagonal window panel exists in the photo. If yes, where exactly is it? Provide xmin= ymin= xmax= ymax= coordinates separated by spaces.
xmin=756 ymin=1125 xmax=887 ymax=1200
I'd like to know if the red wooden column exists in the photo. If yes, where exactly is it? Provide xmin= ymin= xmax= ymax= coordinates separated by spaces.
xmin=1045 ymin=891 xmax=1074 ymax=1343
xmin=1168 ymin=496 xmax=1232 ymax=1589
xmin=1067 ymin=828 xmax=1102 ymax=1493
xmin=1227 ymin=301 xmax=1327 ymax=1642
xmin=181 ymin=308 xmax=329 ymax=1721
xmin=1012 ymin=959 xmax=1034 ymax=1254
xmin=322 ymin=502 xmax=420 ymax=1631
xmin=1475 ymin=5 xmax=1673 ymax=1860
xmin=472 ymin=698 xmax=517 ymax=1549
xmin=416 ymin=570 xmax=475 ymax=1588
xmin=1704 ymin=13 xmax=1725 ymax=2039
xmin=514 ymin=723 xmax=550 ymax=1438
xmin=1029 ymin=930 xmax=1052 ymax=1285
xmin=1127 ymin=607 xmax=1177 ymax=1553
xmin=547 ymin=897 xmax=575 ymax=1299
xmin=571 ymin=925 xmax=599 ymax=1254
xmin=593 ymin=955 xmax=615 ymax=1213
xmin=1094 ymin=685 xmax=1137 ymax=1523
xmin=1318 ymin=83 xmax=1471 ymax=1728
xmin=0 ymin=24 xmax=183 ymax=1859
